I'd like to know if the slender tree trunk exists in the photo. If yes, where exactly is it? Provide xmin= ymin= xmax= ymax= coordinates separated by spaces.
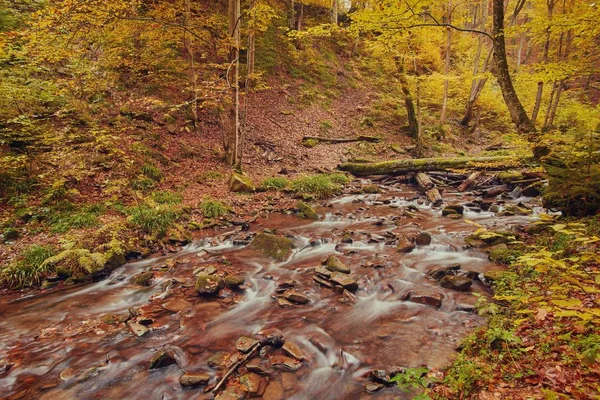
xmin=440 ymin=0 xmax=452 ymax=125
xmin=289 ymin=0 xmax=295 ymax=30
xmin=183 ymin=0 xmax=197 ymax=124
xmin=297 ymin=3 xmax=304 ymax=31
xmin=226 ymin=0 xmax=241 ymax=166
xmin=331 ymin=0 xmax=338 ymax=24
xmin=491 ymin=0 xmax=535 ymax=133
xmin=531 ymin=1 xmax=555 ymax=126
xmin=395 ymin=57 xmax=418 ymax=139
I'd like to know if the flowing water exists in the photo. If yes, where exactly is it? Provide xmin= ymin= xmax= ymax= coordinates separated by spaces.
xmin=0 ymin=182 xmax=542 ymax=399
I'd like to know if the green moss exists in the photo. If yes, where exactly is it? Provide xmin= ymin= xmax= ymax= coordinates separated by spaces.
xmin=141 ymin=163 xmax=163 ymax=182
xmin=261 ymin=177 xmax=289 ymax=190
xmin=151 ymin=190 xmax=182 ymax=205
xmin=128 ymin=204 xmax=179 ymax=238
xmin=302 ymin=138 xmax=319 ymax=148
xmin=496 ymin=170 xmax=524 ymax=183
xmin=199 ymin=199 xmax=229 ymax=219
xmin=489 ymin=249 xmax=523 ymax=265
xmin=296 ymin=201 xmax=319 ymax=219
xmin=249 ymin=232 xmax=294 ymax=261
xmin=290 ymin=174 xmax=343 ymax=199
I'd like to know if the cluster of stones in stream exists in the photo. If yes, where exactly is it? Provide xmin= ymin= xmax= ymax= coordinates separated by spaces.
xmin=145 ymin=332 xmax=307 ymax=400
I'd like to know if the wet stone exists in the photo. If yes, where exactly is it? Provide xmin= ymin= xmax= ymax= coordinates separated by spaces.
xmin=282 ymin=341 xmax=307 ymax=361
xmin=236 ymin=336 xmax=260 ymax=353
xmin=445 ymin=204 xmax=465 ymax=215
xmin=313 ymin=275 xmax=334 ymax=288
xmin=216 ymin=386 xmax=246 ymax=400
xmin=179 ymin=372 xmax=210 ymax=387
xmin=429 ymin=264 xmax=461 ymax=280
xmin=207 ymin=351 xmax=231 ymax=368
xmin=277 ymin=280 xmax=296 ymax=290
xmin=128 ymin=321 xmax=150 ymax=337
xmin=149 ymin=351 xmax=177 ymax=369
xmin=440 ymin=275 xmax=473 ymax=292
xmin=314 ymin=266 xmax=332 ymax=279
xmin=323 ymin=255 xmax=350 ymax=274
xmin=330 ymin=273 xmax=359 ymax=292
xmin=131 ymin=271 xmax=154 ymax=286
xmin=365 ymin=382 xmax=385 ymax=393
xmin=239 ymin=372 xmax=263 ymax=394
xmin=246 ymin=360 xmax=271 ymax=375
xmin=442 ymin=208 xmax=459 ymax=216
xmin=397 ymin=236 xmax=415 ymax=253
xmin=271 ymin=355 xmax=302 ymax=372
xmin=263 ymin=379 xmax=284 ymax=400
xmin=282 ymin=290 xmax=310 ymax=304
xmin=448 ymin=213 xmax=463 ymax=219
xmin=406 ymin=292 xmax=443 ymax=308
xmin=195 ymin=274 xmax=225 ymax=296
xmin=162 ymin=298 xmax=192 ymax=313
xmin=370 ymin=369 xmax=391 ymax=384
xmin=415 ymin=232 xmax=432 ymax=246
xmin=224 ymin=274 xmax=245 ymax=288
xmin=277 ymin=297 xmax=294 ymax=308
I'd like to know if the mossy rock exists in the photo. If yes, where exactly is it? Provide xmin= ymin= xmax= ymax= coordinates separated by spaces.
xmin=362 ymin=185 xmax=380 ymax=194
xmin=224 ymin=274 xmax=245 ymax=288
xmin=229 ymin=171 xmax=255 ymax=193
xmin=131 ymin=271 xmax=154 ymax=286
xmin=195 ymin=274 xmax=225 ymax=295
xmin=296 ymin=201 xmax=319 ymax=220
xmin=497 ymin=170 xmax=524 ymax=183
xmin=302 ymin=138 xmax=319 ymax=148
xmin=489 ymin=248 xmax=523 ymax=265
xmin=442 ymin=208 xmax=459 ymax=217
xmin=503 ymin=204 xmax=532 ymax=216
xmin=249 ymin=232 xmax=294 ymax=261
xmin=323 ymin=255 xmax=350 ymax=273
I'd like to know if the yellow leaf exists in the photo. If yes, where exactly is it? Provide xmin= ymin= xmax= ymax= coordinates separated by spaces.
xmin=551 ymin=299 xmax=582 ymax=308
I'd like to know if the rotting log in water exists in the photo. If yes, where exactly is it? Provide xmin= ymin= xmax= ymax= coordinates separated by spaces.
xmin=302 ymin=135 xmax=382 ymax=144
xmin=338 ymin=156 xmax=535 ymax=177
xmin=415 ymin=172 xmax=443 ymax=206
xmin=458 ymin=172 xmax=481 ymax=192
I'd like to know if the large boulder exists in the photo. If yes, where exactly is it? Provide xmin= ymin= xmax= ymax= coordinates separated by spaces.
xmin=229 ymin=171 xmax=255 ymax=192
xmin=249 ymin=232 xmax=294 ymax=261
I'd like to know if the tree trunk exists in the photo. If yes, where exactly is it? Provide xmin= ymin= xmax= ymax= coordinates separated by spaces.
xmin=289 ymin=0 xmax=295 ymax=30
xmin=491 ymin=0 xmax=535 ymax=133
xmin=297 ymin=3 xmax=304 ymax=31
xmin=183 ymin=0 xmax=197 ymax=124
xmin=458 ymin=172 xmax=481 ymax=191
xmin=331 ymin=0 xmax=338 ymax=24
xmin=415 ymin=173 xmax=443 ymax=205
xmin=395 ymin=57 xmax=418 ymax=139
xmin=531 ymin=2 xmax=555 ymax=127
xmin=339 ymin=155 xmax=535 ymax=176
xmin=440 ymin=21 xmax=452 ymax=125
xmin=226 ymin=0 xmax=241 ymax=166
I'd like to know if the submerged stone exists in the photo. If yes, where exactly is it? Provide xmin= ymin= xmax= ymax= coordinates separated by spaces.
xmin=406 ymin=292 xmax=443 ymax=308
xmin=162 ymin=298 xmax=192 ymax=313
xmin=207 ymin=351 xmax=231 ymax=368
xmin=330 ymin=273 xmax=358 ymax=292
xmin=282 ymin=290 xmax=310 ymax=304
xmin=239 ymin=372 xmax=263 ymax=394
xmin=131 ymin=271 xmax=154 ymax=286
xmin=128 ymin=321 xmax=150 ymax=337
xmin=224 ymin=274 xmax=245 ymax=288
xmin=282 ymin=341 xmax=307 ymax=361
xmin=365 ymin=382 xmax=385 ymax=393
xmin=271 ymin=355 xmax=302 ymax=371
xmin=236 ymin=336 xmax=259 ymax=353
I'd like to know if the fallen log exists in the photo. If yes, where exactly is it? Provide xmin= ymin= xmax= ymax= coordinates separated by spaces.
xmin=458 ymin=172 xmax=481 ymax=192
xmin=415 ymin=172 xmax=443 ymax=206
xmin=482 ymin=184 xmax=511 ymax=198
xmin=339 ymin=156 xmax=534 ymax=176
xmin=303 ymin=135 xmax=382 ymax=144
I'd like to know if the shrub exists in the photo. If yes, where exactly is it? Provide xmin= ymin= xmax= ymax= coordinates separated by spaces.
xmin=128 ymin=204 xmax=179 ymax=237
xmin=290 ymin=174 xmax=345 ymax=199
xmin=141 ymin=163 xmax=163 ymax=181
xmin=0 ymin=245 xmax=56 ymax=288
xmin=152 ymin=190 xmax=183 ymax=205
xmin=199 ymin=199 xmax=229 ymax=219
xmin=261 ymin=177 xmax=289 ymax=190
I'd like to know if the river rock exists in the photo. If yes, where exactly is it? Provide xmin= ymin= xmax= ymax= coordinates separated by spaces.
xmin=229 ymin=171 xmax=255 ymax=192
xmin=247 ymin=360 xmax=271 ymax=375
xmin=282 ymin=290 xmax=310 ymax=304
xmin=128 ymin=321 xmax=150 ymax=337
xmin=236 ymin=336 xmax=259 ymax=353
xmin=414 ymin=232 xmax=432 ymax=246
xmin=365 ymin=382 xmax=385 ymax=393
xmin=314 ymin=266 xmax=332 ymax=279
xmin=330 ymin=273 xmax=359 ymax=292
xmin=179 ymin=372 xmax=210 ymax=387
xmin=444 ymin=204 xmax=465 ymax=215
xmin=224 ymin=274 xmax=245 ymax=288
xmin=263 ymin=379 xmax=284 ymax=400
xmin=216 ymin=386 xmax=246 ymax=400
xmin=195 ymin=274 xmax=225 ymax=296
xmin=406 ymin=292 xmax=442 ymax=308
xmin=370 ymin=369 xmax=391 ymax=384
xmin=442 ymin=208 xmax=459 ymax=217
xmin=313 ymin=275 xmax=334 ymax=288
xmin=277 ymin=297 xmax=294 ymax=308
xmin=249 ymin=232 xmax=294 ymax=261
xmin=363 ymin=184 xmax=380 ymax=194
xmin=131 ymin=271 xmax=154 ymax=286
xmin=162 ymin=298 xmax=192 ymax=313
xmin=207 ymin=351 xmax=231 ymax=368
xmin=397 ymin=236 xmax=415 ymax=253
xmin=239 ymin=372 xmax=264 ymax=394
xmin=323 ymin=255 xmax=350 ymax=273
xmin=429 ymin=264 xmax=461 ymax=280
xmin=271 ymin=355 xmax=302 ymax=371
xmin=149 ymin=351 xmax=177 ymax=369
xmin=522 ymin=182 xmax=543 ymax=197
xmin=297 ymin=201 xmax=319 ymax=220
xmin=282 ymin=341 xmax=307 ymax=361
xmin=440 ymin=275 xmax=472 ymax=291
